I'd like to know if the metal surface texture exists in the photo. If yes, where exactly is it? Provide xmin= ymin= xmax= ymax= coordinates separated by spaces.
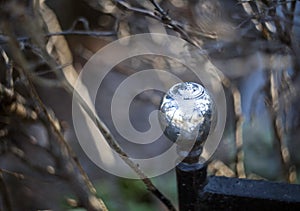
xmin=159 ymin=82 xmax=214 ymax=210
xmin=160 ymin=82 xmax=300 ymax=211
xmin=159 ymin=82 xmax=215 ymax=144
xmin=199 ymin=176 xmax=300 ymax=210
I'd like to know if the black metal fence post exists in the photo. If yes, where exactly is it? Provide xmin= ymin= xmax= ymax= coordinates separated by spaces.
xmin=159 ymin=82 xmax=215 ymax=211
xmin=176 ymin=158 xmax=207 ymax=210
xmin=160 ymin=82 xmax=300 ymax=211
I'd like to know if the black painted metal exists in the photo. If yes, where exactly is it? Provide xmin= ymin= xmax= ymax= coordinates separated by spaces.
xmin=159 ymin=82 xmax=300 ymax=211
xmin=199 ymin=176 xmax=300 ymax=210
xmin=176 ymin=163 xmax=300 ymax=211
xmin=176 ymin=163 xmax=207 ymax=211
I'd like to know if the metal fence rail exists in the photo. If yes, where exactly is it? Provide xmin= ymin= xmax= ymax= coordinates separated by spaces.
xmin=176 ymin=163 xmax=300 ymax=211
xmin=159 ymin=82 xmax=300 ymax=211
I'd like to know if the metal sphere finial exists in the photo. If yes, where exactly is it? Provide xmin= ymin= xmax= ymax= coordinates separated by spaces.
xmin=159 ymin=82 xmax=215 ymax=144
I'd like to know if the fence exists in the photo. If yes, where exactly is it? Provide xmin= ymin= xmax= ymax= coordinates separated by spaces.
xmin=159 ymin=82 xmax=300 ymax=211
xmin=176 ymin=152 xmax=300 ymax=210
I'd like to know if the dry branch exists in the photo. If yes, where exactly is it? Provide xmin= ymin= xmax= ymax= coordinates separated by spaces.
xmin=35 ymin=1 xmax=176 ymax=210
xmin=0 ymin=172 xmax=12 ymax=211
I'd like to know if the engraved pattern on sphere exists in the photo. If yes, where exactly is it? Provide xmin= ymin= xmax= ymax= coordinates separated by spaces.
xmin=159 ymin=82 xmax=215 ymax=143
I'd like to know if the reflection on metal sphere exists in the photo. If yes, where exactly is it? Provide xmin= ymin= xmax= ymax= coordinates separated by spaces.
xmin=159 ymin=82 xmax=215 ymax=143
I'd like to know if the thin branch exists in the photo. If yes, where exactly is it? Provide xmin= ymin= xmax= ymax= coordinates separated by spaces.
xmin=9 ymin=146 xmax=57 ymax=176
xmin=0 ymin=168 xmax=24 ymax=180
xmin=115 ymin=0 xmax=197 ymax=47
xmin=115 ymin=0 xmax=159 ymax=20
xmin=148 ymin=0 xmax=170 ymax=19
xmin=0 ymin=172 xmax=12 ymax=211
xmin=208 ymin=160 xmax=235 ymax=177
xmin=240 ymin=1 xmax=298 ymax=182
xmin=0 ymin=30 xmax=116 ymax=46
xmin=0 ymin=48 xmax=13 ymax=89
xmin=1 ymin=18 xmax=108 ymax=211
xmin=0 ymin=82 xmax=14 ymax=101
xmin=268 ymin=60 xmax=294 ymax=182
xmin=289 ymin=1 xmax=297 ymax=23
xmin=0 ymin=82 xmax=38 ymax=121
xmin=23 ymin=55 xmax=106 ymax=210
xmin=36 ymin=2 xmax=176 ymax=210
xmin=147 ymin=0 xmax=194 ymax=42
xmin=222 ymin=77 xmax=246 ymax=178
xmin=283 ymin=0 xmax=297 ymax=36
xmin=5 ymin=101 xmax=38 ymax=120
xmin=72 ymin=88 xmax=177 ymax=211
xmin=46 ymin=30 xmax=116 ymax=38
xmin=233 ymin=87 xmax=246 ymax=178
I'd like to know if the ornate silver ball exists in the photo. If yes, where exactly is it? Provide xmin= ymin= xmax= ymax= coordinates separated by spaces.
xmin=159 ymin=82 xmax=216 ymax=143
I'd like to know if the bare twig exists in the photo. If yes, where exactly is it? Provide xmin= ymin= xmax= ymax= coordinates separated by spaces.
xmin=115 ymin=0 xmax=159 ymax=20
xmin=268 ymin=58 xmax=294 ymax=183
xmin=208 ymin=160 xmax=235 ymax=177
xmin=289 ymin=1 xmax=297 ymax=24
xmin=73 ymin=89 xmax=177 ymax=211
xmin=2 ymin=2 xmax=176 ymax=210
xmin=222 ymin=77 xmax=246 ymax=178
xmin=0 ymin=172 xmax=12 ymax=211
xmin=0 ymin=81 xmax=14 ymax=101
xmin=0 ymin=168 xmax=24 ymax=180
xmin=0 ymin=31 xmax=115 ymax=47
xmin=233 ymin=87 xmax=246 ymax=178
xmin=36 ymin=1 xmax=176 ymax=210
xmin=1 ymin=16 xmax=108 ymax=210
xmin=147 ymin=0 xmax=193 ymax=41
xmin=282 ymin=0 xmax=297 ymax=41
xmin=5 ymin=101 xmax=38 ymax=120
xmin=0 ymin=48 xmax=13 ymax=89
xmin=240 ymin=1 xmax=297 ymax=182
xmin=46 ymin=30 xmax=116 ymax=37
xmin=9 ymin=146 xmax=57 ymax=176
xmin=115 ymin=0 xmax=197 ymax=47
xmin=0 ymin=82 xmax=38 ymax=121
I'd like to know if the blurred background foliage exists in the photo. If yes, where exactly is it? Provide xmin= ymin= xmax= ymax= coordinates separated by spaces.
xmin=0 ymin=0 xmax=300 ymax=210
